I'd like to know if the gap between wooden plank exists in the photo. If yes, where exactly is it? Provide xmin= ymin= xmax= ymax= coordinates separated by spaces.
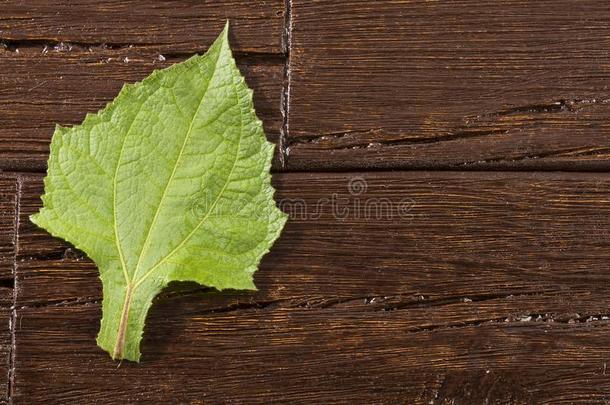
xmin=278 ymin=0 xmax=293 ymax=169
xmin=7 ymin=176 xmax=20 ymax=404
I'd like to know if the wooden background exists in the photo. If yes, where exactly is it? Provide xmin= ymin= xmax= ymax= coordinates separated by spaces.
xmin=2 ymin=1 xmax=610 ymax=403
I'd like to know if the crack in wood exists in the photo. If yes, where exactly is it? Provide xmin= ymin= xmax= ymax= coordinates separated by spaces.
xmin=16 ymin=287 xmax=544 ymax=311
xmin=370 ymin=291 xmax=550 ymax=312
xmin=288 ymin=128 xmax=510 ymax=150
xmin=473 ymin=98 xmax=610 ymax=120
xmin=457 ymin=145 xmax=610 ymax=169
xmin=1 ymin=38 xmax=133 ymax=53
xmin=0 ymin=38 xmax=287 ymax=58
xmin=19 ymin=287 xmax=610 ymax=339
xmin=16 ymin=296 xmax=101 ymax=310
xmin=287 ymin=98 xmax=610 ymax=152
xmin=401 ymin=312 xmax=610 ymax=336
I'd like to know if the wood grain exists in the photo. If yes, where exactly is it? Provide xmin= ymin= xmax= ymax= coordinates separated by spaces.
xmin=0 ymin=47 xmax=284 ymax=171
xmin=14 ymin=172 xmax=610 ymax=403
xmin=18 ymin=171 xmax=610 ymax=304
xmin=0 ymin=177 xmax=17 ymax=281
xmin=0 ymin=0 xmax=285 ymax=54
xmin=287 ymin=0 xmax=610 ymax=170
xmin=13 ymin=299 xmax=610 ymax=404
xmin=0 ymin=307 xmax=11 ymax=403
xmin=8 ymin=1 xmax=610 ymax=403
xmin=0 ymin=178 xmax=18 ymax=403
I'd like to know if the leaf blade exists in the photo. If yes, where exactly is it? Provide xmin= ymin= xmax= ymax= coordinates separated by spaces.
xmin=31 ymin=23 xmax=287 ymax=361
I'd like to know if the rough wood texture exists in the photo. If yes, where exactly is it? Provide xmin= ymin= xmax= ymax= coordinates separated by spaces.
xmin=14 ymin=172 xmax=610 ymax=403
xmin=0 ymin=178 xmax=18 ymax=403
xmin=0 ymin=177 xmax=17 ymax=280
xmin=1 ymin=1 xmax=285 ymax=53
xmin=14 ymin=301 xmax=610 ymax=404
xmin=15 ymin=172 xmax=610 ymax=304
xmin=7 ymin=0 xmax=610 ymax=403
xmin=287 ymin=0 xmax=610 ymax=170
xmin=0 ymin=47 xmax=284 ymax=171
xmin=0 ymin=307 xmax=11 ymax=403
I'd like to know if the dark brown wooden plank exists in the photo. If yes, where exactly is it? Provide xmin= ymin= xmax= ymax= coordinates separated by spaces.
xmin=0 ymin=177 xmax=17 ymax=403
xmin=13 ymin=299 xmax=610 ymax=403
xmin=0 ymin=177 xmax=17 ymax=280
xmin=0 ymin=308 xmax=10 ymax=403
xmin=0 ymin=47 xmax=284 ymax=171
xmin=17 ymin=171 xmax=610 ymax=304
xmin=287 ymin=0 xmax=610 ymax=170
xmin=1 ymin=0 xmax=285 ymax=54
xmin=14 ymin=171 xmax=610 ymax=402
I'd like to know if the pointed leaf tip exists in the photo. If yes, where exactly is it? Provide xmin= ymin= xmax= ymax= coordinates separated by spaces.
xmin=221 ymin=20 xmax=230 ymax=42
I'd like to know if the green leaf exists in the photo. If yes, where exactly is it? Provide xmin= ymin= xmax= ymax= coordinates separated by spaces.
xmin=30 ymin=23 xmax=287 ymax=362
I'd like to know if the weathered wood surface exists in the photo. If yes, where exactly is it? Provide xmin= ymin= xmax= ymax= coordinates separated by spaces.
xmin=15 ymin=172 xmax=610 ymax=305
xmin=0 ymin=307 xmax=11 ymax=404
xmin=4 ymin=0 xmax=610 ymax=403
xmin=287 ymin=1 xmax=610 ymax=170
xmin=0 ymin=176 xmax=19 ymax=403
xmin=14 ymin=302 xmax=610 ymax=404
xmin=13 ymin=172 xmax=610 ymax=403
xmin=0 ymin=0 xmax=286 ymax=172
xmin=0 ymin=178 xmax=17 ymax=281
xmin=0 ymin=47 xmax=284 ymax=171
xmin=0 ymin=1 xmax=285 ymax=53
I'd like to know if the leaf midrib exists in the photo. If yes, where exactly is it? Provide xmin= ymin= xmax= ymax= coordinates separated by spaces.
xmin=112 ymin=88 xmax=155 ymax=285
xmin=128 ymin=41 xmax=225 ymax=286
xmin=134 ymin=70 xmax=244 ymax=288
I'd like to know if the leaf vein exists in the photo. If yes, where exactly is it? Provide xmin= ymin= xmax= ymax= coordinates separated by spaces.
xmin=133 ymin=61 xmax=245 ymax=289
xmin=131 ymin=45 xmax=225 ymax=282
